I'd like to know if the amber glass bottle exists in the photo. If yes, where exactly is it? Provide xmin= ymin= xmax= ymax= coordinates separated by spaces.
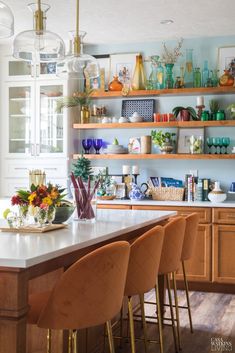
xmin=108 ymin=75 xmax=123 ymax=91
xmin=132 ymin=54 xmax=146 ymax=90
xmin=219 ymin=69 xmax=234 ymax=86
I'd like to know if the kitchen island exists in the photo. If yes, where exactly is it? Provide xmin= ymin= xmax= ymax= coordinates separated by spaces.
xmin=0 ymin=208 xmax=176 ymax=353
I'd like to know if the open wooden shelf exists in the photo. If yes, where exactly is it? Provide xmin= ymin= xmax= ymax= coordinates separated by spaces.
xmin=73 ymin=153 xmax=235 ymax=160
xmin=91 ymin=86 xmax=235 ymax=99
xmin=74 ymin=120 xmax=235 ymax=129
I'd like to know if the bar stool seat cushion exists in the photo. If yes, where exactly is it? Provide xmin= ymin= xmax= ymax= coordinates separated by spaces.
xmin=28 ymin=291 xmax=51 ymax=325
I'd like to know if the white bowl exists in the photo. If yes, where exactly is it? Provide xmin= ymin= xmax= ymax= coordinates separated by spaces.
xmin=129 ymin=116 xmax=144 ymax=123
xmin=132 ymin=111 xmax=140 ymax=118
xmin=208 ymin=192 xmax=227 ymax=203
xmin=119 ymin=117 xmax=129 ymax=123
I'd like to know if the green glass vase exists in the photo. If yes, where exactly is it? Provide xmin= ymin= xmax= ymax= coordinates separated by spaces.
xmin=164 ymin=63 xmax=174 ymax=89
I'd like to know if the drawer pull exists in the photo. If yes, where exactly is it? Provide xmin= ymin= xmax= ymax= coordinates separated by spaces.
xmin=14 ymin=167 xmax=28 ymax=170
xmin=227 ymin=214 xmax=235 ymax=218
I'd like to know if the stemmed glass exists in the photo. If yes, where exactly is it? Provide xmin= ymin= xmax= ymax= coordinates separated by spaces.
xmin=212 ymin=137 xmax=220 ymax=154
xmin=82 ymin=138 xmax=93 ymax=154
xmin=206 ymin=137 xmax=213 ymax=154
xmin=93 ymin=139 xmax=103 ymax=154
xmin=222 ymin=137 xmax=230 ymax=154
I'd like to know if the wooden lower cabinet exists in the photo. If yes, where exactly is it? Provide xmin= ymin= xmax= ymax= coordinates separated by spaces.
xmin=176 ymin=224 xmax=211 ymax=282
xmin=97 ymin=204 xmax=132 ymax=209
xmin=212 ymin=224 xmax=235 ymax=284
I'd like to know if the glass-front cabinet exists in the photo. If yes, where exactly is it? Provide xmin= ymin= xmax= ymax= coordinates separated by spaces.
xmin=6 ymin=81 xmax=66 ymax=157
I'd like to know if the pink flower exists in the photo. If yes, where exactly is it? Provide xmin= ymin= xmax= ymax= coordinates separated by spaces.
xmin=40 ymin=203 xmax=49 ymax=210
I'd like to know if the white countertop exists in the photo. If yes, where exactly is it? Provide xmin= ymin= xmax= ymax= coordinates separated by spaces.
xmin=0 ymin=209 xmax=176 ymax=269
xmin=97 ymin=199 xmax=235 ymax=208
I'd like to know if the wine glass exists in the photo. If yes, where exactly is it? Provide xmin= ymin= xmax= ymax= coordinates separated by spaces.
xmin=93 ymin=139 xmax=103 ymax=154
xmin=82 ymin=138 xmax=93 ymax=154
xmin=212 ymin=137 xmax=220 ymax=154
xmin=222 ymin=137 xmax=230 ymax=154
xmin=206 ymin=137 xmax=213 ymax=154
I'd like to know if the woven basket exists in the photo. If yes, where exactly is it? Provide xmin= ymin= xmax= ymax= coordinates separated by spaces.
xmin=149 ymin=186 xmax=185 ymax=201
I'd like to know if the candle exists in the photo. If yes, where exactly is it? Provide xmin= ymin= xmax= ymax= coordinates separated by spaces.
xmin=122 ymin=165 xmax=131 ymax=175
xmin=196 ymin=96 xmax=204 ymax=106
xmin=132 ymin=165 xmax=139 ymax=175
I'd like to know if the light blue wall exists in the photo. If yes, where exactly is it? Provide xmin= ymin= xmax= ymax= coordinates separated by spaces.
xmin=80 ymin=35 xmax=235 ymax=198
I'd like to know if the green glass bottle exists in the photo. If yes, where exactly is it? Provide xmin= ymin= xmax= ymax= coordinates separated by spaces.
xmin=164 ymin=63 xmax=174 ymax=89
xmin=193 ymin=67 xmax=201 ymax=88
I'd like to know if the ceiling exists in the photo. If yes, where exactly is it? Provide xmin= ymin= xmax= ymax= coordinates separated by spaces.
xmin=3 ymin=0 xmax=235 ymax=45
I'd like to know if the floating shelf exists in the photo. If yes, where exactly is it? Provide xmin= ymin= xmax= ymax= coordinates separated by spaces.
xmin=73 ymin=153 xmax=235 ymax=160
xmin=74 ymin=120 xmax=235 ymax=129
xmin=91 ymin=87 xmax=235 ymax=99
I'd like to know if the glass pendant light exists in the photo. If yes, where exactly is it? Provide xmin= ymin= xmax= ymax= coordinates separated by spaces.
xmin=13 ymin=0 xmax=65 ymax=63
xmin=57 ymin=0 xmax=100 ymax=81
xmin=0 ymin=1 xmax=14 ymax=38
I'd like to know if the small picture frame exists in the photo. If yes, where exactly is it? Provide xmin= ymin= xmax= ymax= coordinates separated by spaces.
xmin=109 ymin=52 xmax=140 ymax=85
xmin=218 ymin=46 xmax=235 ymax=78
xmin=94 ymin=54 xmax=110 ymax=91
xmin=177 ymin=128 xmax=204 ymax=154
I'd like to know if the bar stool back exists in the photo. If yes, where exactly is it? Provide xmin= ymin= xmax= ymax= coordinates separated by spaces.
xmin=124 ymin=225 xmax=165 ymax=353
xmin=180 ymin=212 xmax=200 ymax=333
xmin=28 ymin=241 xmax=130 ymax=353
xmin=158 ymin=216 xmax=186 ymax=352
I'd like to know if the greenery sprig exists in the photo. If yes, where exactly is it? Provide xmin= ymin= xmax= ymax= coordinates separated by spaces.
xmin=56 ymin=89 xmax=93 ymax=113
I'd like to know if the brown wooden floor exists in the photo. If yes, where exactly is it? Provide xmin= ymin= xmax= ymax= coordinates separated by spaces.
xmin=112 ymin=290 xmax=235 ymax=353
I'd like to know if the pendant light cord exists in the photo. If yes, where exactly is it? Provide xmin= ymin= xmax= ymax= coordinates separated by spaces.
xmin=74 ymin=0 xmax=80 ymax=55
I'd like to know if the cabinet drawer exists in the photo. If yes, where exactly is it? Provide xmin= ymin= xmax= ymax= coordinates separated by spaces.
xmin=132 ymin=205 xmax=211 ymax=224
xmin=3 ymin=160 xmax=68 ymax=178
xmin=97 ymin=204 xmax=132 ymax=210
xmin=213 ymin=208 xmax=235 ymax=224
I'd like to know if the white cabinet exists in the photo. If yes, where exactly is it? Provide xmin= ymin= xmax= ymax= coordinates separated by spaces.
xmin=0 ymin=56 xmax=70 ymax=197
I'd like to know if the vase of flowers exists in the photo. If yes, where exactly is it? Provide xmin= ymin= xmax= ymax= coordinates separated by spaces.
xmin=161 ymin=38 xmax=183 ymax=89
xmin=11 ymin=183 xmax=66 ymax=227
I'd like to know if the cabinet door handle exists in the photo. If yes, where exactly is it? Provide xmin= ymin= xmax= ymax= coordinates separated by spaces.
xmin=31 ymin=144 xmax=35 ymax=156
xmin=227 ymin=214 xmax=235 ymax=218
xmin=44 ymin=167 xmax=57 ymax=171
xmin=36 ymin=144 xmax=40 ymax=156
xmin=31 ymin=65 xmax=34 ymax=77
xmin=36 ymin=64 xmax=40 ymax=77
xmin=14 ymin=167 xmax=28 ymax=170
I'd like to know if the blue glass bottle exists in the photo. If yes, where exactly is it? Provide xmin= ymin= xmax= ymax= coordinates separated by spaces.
xmin=202 ymin=60 xmax=210 ymax=87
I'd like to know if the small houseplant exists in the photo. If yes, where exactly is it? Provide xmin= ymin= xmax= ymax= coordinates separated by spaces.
xmin=172 ymin=106 xmax=197 ymax=121
xmin=72 ymin=154 xmax=93 ymax=182
xmin=227 ymin=103 xmax=235 ymax=119
xmin=151 ymin=130 xmax=176 ymax=154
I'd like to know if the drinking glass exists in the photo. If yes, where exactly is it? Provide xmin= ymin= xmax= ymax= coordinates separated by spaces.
xmin=206 ymin=137 xmax=213 ymax=154
xmin=82 ymin=138 xmax=93 ymax=154
xmin=222 ymin=137 xmax=230 ymax=154
xmin=92 ymin=139 xmax=103 ymax=154
xmin=212 ymin=137 xmax=220 ymax=154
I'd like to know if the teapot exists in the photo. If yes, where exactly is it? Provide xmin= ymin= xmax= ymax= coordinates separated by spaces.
xmin=129 ymin=183 xmax=145 ymax=200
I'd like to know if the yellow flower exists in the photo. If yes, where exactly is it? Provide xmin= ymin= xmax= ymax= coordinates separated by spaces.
xmin=42 ymin=196 xmax=53 ymax=206
xmin=50 ymin=188 xmax=59 ymax=200
xmin=28 ymin=192 xmax=36 ymax=204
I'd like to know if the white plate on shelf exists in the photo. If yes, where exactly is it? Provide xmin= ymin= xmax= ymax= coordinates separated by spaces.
xmin=228 ymin=191 xmax=235 ymax=194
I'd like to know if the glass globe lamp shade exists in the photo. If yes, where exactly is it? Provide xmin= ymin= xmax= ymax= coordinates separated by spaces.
xmin=13 ymin=2 xmax=65 ymax=62
xmin=13 ymin=30 xmax=65 ymax=62
xmin=57 ymin=31 xmax=100 ymax=80
xmin=0 ymin=1 xmax=14 ymax=38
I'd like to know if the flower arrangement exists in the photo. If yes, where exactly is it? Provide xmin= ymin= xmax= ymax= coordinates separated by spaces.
xmin=56 ymin=88 xmax=93 ymax=113
xmin=11 ymin=183 xmax=66 ymax=209
xmin=161 ymin=38 xmax=184 ymax=64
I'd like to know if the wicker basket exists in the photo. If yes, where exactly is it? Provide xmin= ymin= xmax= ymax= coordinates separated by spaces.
xmin=149 ymin=186 xmax=185 ymax=201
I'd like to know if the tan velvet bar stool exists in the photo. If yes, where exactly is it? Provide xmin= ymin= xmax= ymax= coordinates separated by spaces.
xmin=179 ymin=212 xmax=199 ymax=333
xmin=158 ymin=216 xmax=186 ymax=353
xmin=27 ymin=241 xmax=130 ymax=353
xmin=124 ymin=225 xmax=165 ymax=353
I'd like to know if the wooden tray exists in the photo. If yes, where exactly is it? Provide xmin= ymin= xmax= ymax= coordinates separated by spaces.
xmin=0 ymin=224 xmax=67 ymax=233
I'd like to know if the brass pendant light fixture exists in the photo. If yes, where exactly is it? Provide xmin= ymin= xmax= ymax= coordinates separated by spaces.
xmin=0 ymin=1 xmax=14 ymax=38
xmin=57 ymin=0 xmax=100 ymax=81
xmin=13 ymin=0 xmax=65 ymax=62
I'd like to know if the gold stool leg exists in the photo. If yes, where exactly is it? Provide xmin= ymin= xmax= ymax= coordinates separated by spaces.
xmin=106 ymin=320 xmax=115 ymax=353
xmin=128 ymin=296 xmax=136 ymax=353
xmin=139 ymin=293 xmax=148 ymax=353
xmin=182 ymin=260 xmax=193 ymax=333
xmin=68 ymin=330 xmax=73 ymax=353
xmin=119 ymin=305 xmax=124 ymax=348
xmin=166 ymin=274 xmax=179 ymax=353
xmin=172 ymin=272 xmax=182 ymax=350
xmin=72 ymin=330 xmax=77 ymax=353
xmin=46 ymin=329 xmax=52 ymax=353
xmin=155 ymin=283 xmax=164 ymax=353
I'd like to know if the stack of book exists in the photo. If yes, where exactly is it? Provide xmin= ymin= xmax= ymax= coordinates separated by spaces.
xmin=184 ymin=174 xmax=210 ymax=201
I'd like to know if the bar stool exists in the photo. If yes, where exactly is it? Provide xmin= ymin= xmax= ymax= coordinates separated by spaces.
xmin=179 ymin=212 xmax=199 ymax=333
xmin=27 ymin=241 xmax=130 ymax=353
xmin=123 ymin=225 xmax=165 ymax=353
xmin=158 ymin=216 xmax=186 ymax=353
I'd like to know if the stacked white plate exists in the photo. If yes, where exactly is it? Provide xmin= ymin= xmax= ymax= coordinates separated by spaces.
xmin=105 ymin=144 xmax=128 ymax=154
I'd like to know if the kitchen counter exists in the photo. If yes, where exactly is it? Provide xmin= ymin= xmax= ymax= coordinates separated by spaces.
xmin=97 ymin=199 xmax=235 ymax=208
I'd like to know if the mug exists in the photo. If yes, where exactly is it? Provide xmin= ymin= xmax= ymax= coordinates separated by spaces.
xmin=229 ymin=182 xmax=235 ymax=192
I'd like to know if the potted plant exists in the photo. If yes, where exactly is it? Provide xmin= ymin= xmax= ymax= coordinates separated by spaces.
xmin=227 ymin=103 xmax=235 ymax=119
xmin=72 ymin=154 xmax=93 ymax=182
xmin=209 ymin=99 xmax=220 ymax=120
xmin=172 ymin=106 xmax=198 ymax=121
xmin=56 ymin=89 xmax=93 ymax=123
xmin=151 ymin=130 xmax=176 ymax=154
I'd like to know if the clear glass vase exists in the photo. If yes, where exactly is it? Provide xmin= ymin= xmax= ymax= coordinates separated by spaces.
xmin=184 ymin=49 xmax=193 ymax=87
xmin=132 ymin=54 xmax=146 ymax=90
xmin=74 ymin=188 xmax=97 ymax=222
xmin=47 ymin=206 xmax=56 ymax=225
